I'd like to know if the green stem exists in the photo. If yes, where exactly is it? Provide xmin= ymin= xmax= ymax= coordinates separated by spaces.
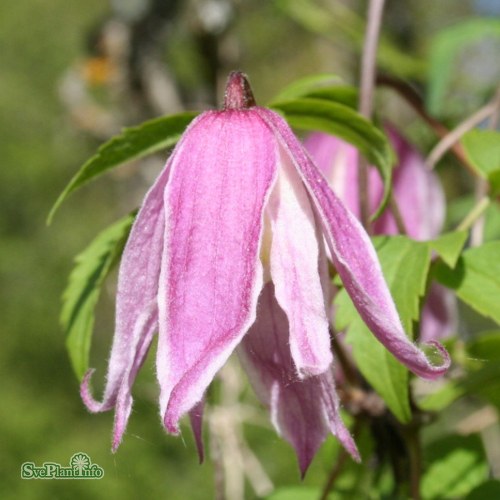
xmin=389 ymin=193 xmax=408 ymax=235
xmin=456 ymin=197 xmax=491 ymax=233
xmin=376 ymin=75 xmax=477 ymax=175
xmin=319 ymin=418 xmax=363 ymax=500
xmin=403 ymin=422 xmax=422 ymax=500
xmin=319 ymin=448 xmax=350 ymax=500
xmin=330 ymin=327 xmax=361 ymax=388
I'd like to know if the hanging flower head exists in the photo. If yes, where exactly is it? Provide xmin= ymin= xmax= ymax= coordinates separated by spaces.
xmin=81 ymin=72 xmax=449 ymax=474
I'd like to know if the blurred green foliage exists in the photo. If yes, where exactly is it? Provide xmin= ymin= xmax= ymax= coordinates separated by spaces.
xmin=2 ymin=0 xmax=499 ymax=499
xmin=0 ymin=1 xmax=214 ymax=498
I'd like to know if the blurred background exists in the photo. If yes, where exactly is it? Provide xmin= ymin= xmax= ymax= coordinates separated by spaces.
xmin=2 ymin=0 xmax=500 ymax=498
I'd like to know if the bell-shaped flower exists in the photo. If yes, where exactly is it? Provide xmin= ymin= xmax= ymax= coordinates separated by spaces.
xmin=304 ymin=126 xmax=457 ymax=342
xmin=81 ymin=72 xmax=449 ymax=474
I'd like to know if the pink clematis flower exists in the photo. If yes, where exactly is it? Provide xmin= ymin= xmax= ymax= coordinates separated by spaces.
xmin=81 ymin=72 xmax=449 ymax=474
xmin=304 ymin=127 xmax=458 ymax=342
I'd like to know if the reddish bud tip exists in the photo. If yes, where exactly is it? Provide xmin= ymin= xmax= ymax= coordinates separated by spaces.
xmin=223 ymin=71 xmax=256 ymax=110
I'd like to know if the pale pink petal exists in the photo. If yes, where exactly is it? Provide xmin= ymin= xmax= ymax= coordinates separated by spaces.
xmin=81 ymin=167 xmax=165 ymax=441
xmin=373 ymin=127 xmax=445 ymax=240
xmin=189 ymin=400 xmax=205 ymax=464
xmin=80 ymin=113 xmax=210 ymax=448
xmin=110 ymin=309 xmax=157 ymax=450
xmin=303 ymin=132 xmax=359 ymax=215
xmin=420 ymin=283 xmax=457 ymax=343
xmin=304 ymin=132 xmax=383 ymax=218
xmin=238 ymin=283 xmax=359 ymax=476
xmin=157 ymin=110 xmax=278 ymax=433
xmin=80 ymin=183 xmax=163 ymax=414
xmin=257 ymin=108 xmax=449 ymax=380
xmin=267 ymin=145 xmax=333 ymax=377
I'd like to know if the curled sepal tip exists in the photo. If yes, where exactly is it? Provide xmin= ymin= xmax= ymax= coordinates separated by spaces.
xmin=80 ymin=369 xmax=111 ymax=412
xmin=417 ymin=340 xmax=451 ymax=379
xmin=81 ymin=368 xmax=130 ymax=453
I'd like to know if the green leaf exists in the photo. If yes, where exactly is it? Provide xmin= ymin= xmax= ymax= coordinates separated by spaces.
xmin=462 ymin=129 xmax=500 ymax=176
xmin=417 ymin=379 xmax=464 ymax=412
xmin=468 ymin=330 xmax=500 ymax=360
xmin=335 ymin=236 xmax=431 ymax=422
xmin=270 ymin=83 xmax=358 ymax=109
xmin=419 ymin=330 xmax=500 ymax=411
xmin=466 ymin=480 xmax=500 ymax=499
xmin=48 ymin=111 xmax=198 ymax=224
xmin=429 ymin=231 xmax=468 ymax=268
xmin=488 ymin=170 xmax=500 ymax=198
xmin=419 ymin=362 xmax=500 ymax=411
xmin=271 ymin=98 xmax=393 ymax=218
xmin=435 ymin=242 xmax=500 ymax=325
xmin=466 ymin=330 xmax=500 ymax=408
xmin=271 ymin=73 xmax=342 ymax=101
xmin=462 ymin=129 xmax=500 ymax=195
xmin=422 ymin=434 xmax=488 ymax=499
xmin=428 ymin=18 xmax=500 ymax=115
xmin=61 ymin=213 xmax=134 ymax=379
xmin=266 ymin=487 xmax=321 ymax=500
xmin=300 ymin=87 xmax=358 ymax=109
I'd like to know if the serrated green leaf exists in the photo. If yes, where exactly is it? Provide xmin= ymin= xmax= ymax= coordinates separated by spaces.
xmin=335 ymin=236 xmax=431 ymax=422
xmin=48 ymin=111 xmax=198 ymax=224
xmin=462 ymin=129 xmax=500 ymax=177
xmin=462 ymin=129 xmax=500 ymax=195
xmin=271 ymin=98 xmax=393 ymax=219
xmin=422 ymin=434 xmax=488 ymax=499
xmin=429 ymin=231 xmax=468 ymax=268
xmin=435 ymin=242 xmax=500 ymax=325
xmin=62 ymin=213 xmax=134 ymax=379
xmin=271 ymin=73 xmax=342 ymax=101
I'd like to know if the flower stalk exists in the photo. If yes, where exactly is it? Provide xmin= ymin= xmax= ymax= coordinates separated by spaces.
xmin=358 ymin=0 xmax=386 ymax=230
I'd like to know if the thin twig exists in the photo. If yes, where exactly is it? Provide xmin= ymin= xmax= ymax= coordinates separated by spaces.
xmin=319 ymin=449 xmax=350 ymax=500
xmin=211 ymin=430 xmax=226 ymax=500
xmin=359 ymin=0 xmax=385 ymax=117
xmin=470 ymin=179 xmax=488 ymax=246
xmin=389 ymin=193 xmax=408 ymax=235
xmin=404 ymin=423 xmax=422 ymax=500
xmin=425 ymin=101 xmax=498 ymax=170
xmin=330 ymin=327 xmax=360 ymax=388
xmin=376 ymin=75 xmax=477 ymax=174
xmin=455 ymin=197 xmax=491 ymax=232
xmin=358 ymin=0 xmax=386 ymax=230
xmin=471 ymin=87 xmax=500 ymax=246
xmin=319 ymin=419 xmax=363 ymax=500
